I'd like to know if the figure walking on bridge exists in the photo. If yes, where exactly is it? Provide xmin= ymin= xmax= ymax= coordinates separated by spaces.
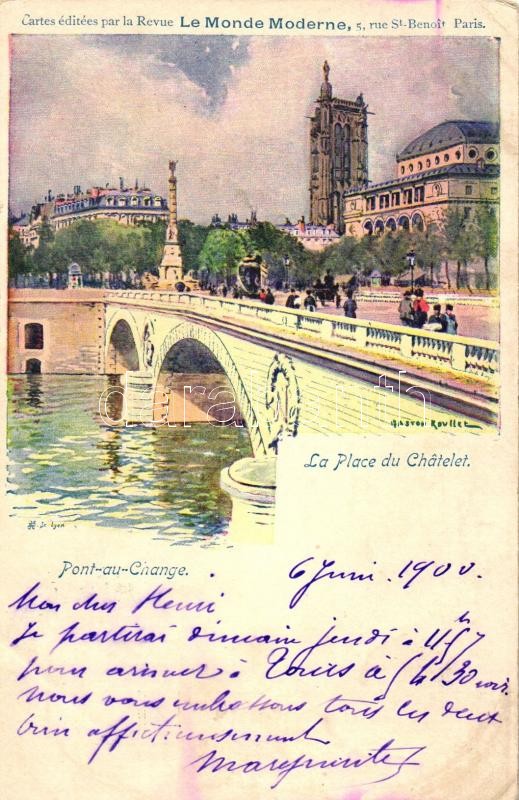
xmin=343 ymin=289 xmax=358 ymax=319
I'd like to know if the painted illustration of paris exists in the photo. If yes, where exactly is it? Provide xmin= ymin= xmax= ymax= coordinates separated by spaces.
xmin=7 ymin=35 xmax=499 ymax=543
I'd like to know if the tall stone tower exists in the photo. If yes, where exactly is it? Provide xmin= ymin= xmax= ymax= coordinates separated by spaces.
xmin=159 ymin=160 xmax=184 ymax=287
xmin=309 ymin=62 xmax=368 ymax=233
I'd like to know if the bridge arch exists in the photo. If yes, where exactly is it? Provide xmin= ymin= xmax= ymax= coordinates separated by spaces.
xmin=105 ymin=310 xmax=143 ymax=373
xmin=152 ymin=321 xmax=269 ymax=456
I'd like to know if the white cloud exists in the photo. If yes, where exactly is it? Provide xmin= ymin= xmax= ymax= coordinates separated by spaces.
xmin=9 ymin=35 xmax=498 ymax=223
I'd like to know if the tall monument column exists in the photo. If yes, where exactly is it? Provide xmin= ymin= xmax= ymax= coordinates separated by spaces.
xmin=159 ymin=160 xmax=184 ymax=287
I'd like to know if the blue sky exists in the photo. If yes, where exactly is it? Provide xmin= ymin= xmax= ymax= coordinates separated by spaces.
xmin=10 ymin=35 xmax=498 ymax=223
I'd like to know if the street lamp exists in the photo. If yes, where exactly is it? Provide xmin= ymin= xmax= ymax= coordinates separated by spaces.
xmin=406 ymin=251 xmax=416 ymax=290
xmin=283 ymin=254 xmax=290 ymax=287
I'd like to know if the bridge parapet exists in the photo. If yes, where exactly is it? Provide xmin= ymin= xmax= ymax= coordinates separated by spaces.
xmin=105 ymin=290 xmax=499 ymax=383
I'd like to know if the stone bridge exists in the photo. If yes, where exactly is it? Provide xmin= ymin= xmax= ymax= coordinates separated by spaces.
xmin=8 ymin=288 xmax=499 ymax=538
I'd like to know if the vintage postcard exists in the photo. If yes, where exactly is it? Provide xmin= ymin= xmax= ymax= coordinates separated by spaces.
xmin=1 ymin=0 xmax=517 ymax=798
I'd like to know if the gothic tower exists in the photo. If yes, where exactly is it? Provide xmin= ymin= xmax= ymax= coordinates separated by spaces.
xmin=309 ymin=62 xmax=368 ymax=233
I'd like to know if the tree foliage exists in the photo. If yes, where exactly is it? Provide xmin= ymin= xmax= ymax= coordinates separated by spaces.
xmin=9 ymin=219 xmax=170 ymax=280
xmin=178 ymin=220 xmax=211 ymax=275
xmin=474 ymin=205 xmax=498 ymax=290
xmin=8 ymin=229 xmax=29 ymax=276
xmin=9 ymin=208 xmax=498 ymax=291
xmin=441 ymin=208 xmax=479 ymax=289
xmin=198 ymin=228 xmax=249 ymax=284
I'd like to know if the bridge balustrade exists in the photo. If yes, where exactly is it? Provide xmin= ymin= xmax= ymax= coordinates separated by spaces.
xmin=106 ymin=290 xmax=499 ymax=382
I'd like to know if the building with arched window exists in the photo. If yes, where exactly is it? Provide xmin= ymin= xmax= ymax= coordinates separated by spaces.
xmin=343 ymin=120 xmax=499 ymax=238
xmin=14 ymin=179 xmax=168 ymax=248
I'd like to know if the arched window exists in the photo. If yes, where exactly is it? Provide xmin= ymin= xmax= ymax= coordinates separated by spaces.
xmin=343 ymin=124 xmax=351 ymax=180
xmin=24 ymin=323 xmax=44 ymax=350
xmin=363 ymin=220 xmax=373 ymax=236
xmin=398 ymin=216 xmax=410 ymax=231
xmin=401 ymin=166 xmax=405 ymax=175
xmin=386 ymin=218 xmax=397 ymax=231
xmin=334 ymin=123 xmax=344 ymax=181
xmin=426 ymin=158 xmax=431 ymax=167
xmin=412 ymin=213 xmax=424 ymax=231
xmin=417 ymin=161 xmax=423 ymax=171
xmin=444 ymin=153 xmax=450 ymax=162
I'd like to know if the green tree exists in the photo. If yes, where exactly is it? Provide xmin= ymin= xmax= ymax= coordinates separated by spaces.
xmin=474 ymin=204 xmax=498 ymax=291
xmin=8 ymin=229 xmax=28 ymax=282
xmin=413 ymin=229 xmax=444 ymax=286
xmin=198 ymin=228 xmax=250 ymax=285
xmin=246 ymin=222 xmax=317 ymax=285
xmin=317 ymin=235 xmax=359 ymax=276
xmin=372 ymin=230 xmax=411 ymax=277
xmin=178 ymin=220 xmax=211 ymax=275
xmin=30 ymin=219 xmax=55 ymax=276
xmin=137 ymin=219 xmax=167 ymax=271
xmin=355 ymin=234 xmax=383 ymax=276
xmin=23 ymin=219 xmax=170 ymax=281
xmin=442 ymin=208 xmax=479 ymax=290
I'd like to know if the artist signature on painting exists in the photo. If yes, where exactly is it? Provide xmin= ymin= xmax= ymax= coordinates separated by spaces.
xmin=26 ymin=519 xmax=65 ymax=530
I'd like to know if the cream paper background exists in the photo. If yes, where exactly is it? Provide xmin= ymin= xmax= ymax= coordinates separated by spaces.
xmin=0 ymin=1 xmax=517 ymax=798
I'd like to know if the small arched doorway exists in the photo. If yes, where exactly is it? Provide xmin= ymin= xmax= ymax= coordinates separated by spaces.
xmin=25 ymin=358 xmax=42 ymax=374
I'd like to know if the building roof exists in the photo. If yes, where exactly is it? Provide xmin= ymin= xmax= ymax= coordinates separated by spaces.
xmin=397 ymin=121 xmax=499 ymax=161
xmin=344 ymin=163 xmax=500 ymax=197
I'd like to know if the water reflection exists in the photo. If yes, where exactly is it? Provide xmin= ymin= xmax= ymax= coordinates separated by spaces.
xmin=26 ymin=374 xmax=43 ymax=407
xmin=8 ymin=375 xmax=252 ymax=543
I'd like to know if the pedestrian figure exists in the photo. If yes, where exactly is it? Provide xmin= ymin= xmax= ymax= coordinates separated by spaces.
xmin=222 ymin=285 xmax=228 ymax=298
xmin=424 ymin=303 xmax=447 ymax=332
xmin=265 ymin=288 xmax=275 ymax=305
xmin=412 ymin=288 xmax=429 ymax=328
xmin=398 ymin=290 xmax=414 ymax=326
xmin=293 ymin=293 xmax=302 ymax=309
xmin=285 ymin=288 xmax=297 ymax=308
xmin=314 ymin=278 xmax=327 ymax=306
xmin=304 ymin=289 xmax=317 ymax=312
xmin=343 ymin=289 xmax=358 ymax=319
xmin=444 ymin=304 xmax=458 ymax=334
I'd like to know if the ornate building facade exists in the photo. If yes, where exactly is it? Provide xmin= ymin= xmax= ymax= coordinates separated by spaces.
xmin=343 ymin=120 xmax=499 ymax=237
xmin=309 ymin=61 xmax=368 ymax=233
xmin=12 ymin=179 xmax=168 ymax=249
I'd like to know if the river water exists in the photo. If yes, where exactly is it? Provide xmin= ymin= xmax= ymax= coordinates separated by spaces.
xmin=7 ymin=375 xmax=252 ymax=544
